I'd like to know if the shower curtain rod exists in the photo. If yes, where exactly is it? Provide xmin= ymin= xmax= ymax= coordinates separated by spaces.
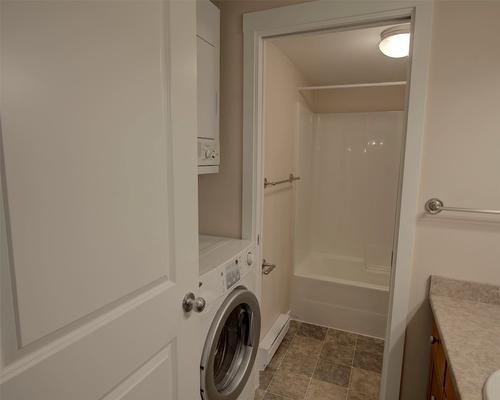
xmin=298 ymin=81 xmax=406 ymax=91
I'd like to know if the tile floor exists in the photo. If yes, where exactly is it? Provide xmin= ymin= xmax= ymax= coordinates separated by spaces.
xmin=255 ymin=321 xmax=384 ymax=400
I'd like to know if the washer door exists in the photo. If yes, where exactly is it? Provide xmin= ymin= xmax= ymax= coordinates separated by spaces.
xmin=200 ymin=287 xmax=261 ymax=400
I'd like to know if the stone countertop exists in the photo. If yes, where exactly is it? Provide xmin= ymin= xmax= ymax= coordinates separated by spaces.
xmin=429 ymin=276 xmax=500 ymax=400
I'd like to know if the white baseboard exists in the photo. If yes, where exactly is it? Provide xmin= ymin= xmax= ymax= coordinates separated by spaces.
xmin=257 ymin=313 xmax=290 ymax=370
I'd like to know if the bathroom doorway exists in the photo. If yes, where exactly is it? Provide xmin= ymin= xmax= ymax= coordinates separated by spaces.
xmin=259 ymin=22 xmax=408 ymax=399
xmin=243 ymin=2 xmax=433 ymax=399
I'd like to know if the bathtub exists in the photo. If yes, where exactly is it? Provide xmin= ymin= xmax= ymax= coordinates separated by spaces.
xmin=290 ymin=253 xmax=389 ymax=338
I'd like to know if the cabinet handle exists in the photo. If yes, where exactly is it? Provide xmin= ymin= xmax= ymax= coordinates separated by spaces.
xmin=430 ymin=335 xmax=439 ymax=344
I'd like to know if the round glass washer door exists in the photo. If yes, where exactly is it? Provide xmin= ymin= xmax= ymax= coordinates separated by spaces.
xmin=200 ymin=286 xmax=261 ymax=400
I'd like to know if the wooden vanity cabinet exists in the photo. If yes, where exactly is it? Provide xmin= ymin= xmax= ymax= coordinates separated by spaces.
xmin=427 ymin=319 xmax=459 ymax=400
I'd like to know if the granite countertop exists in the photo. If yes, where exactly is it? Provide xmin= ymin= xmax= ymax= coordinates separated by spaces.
xmin=429 ymin=276 xmax=500 ymax=400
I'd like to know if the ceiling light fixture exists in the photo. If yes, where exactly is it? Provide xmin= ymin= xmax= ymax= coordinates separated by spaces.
xmin=379 ymin=25 xmax=411 ymax=58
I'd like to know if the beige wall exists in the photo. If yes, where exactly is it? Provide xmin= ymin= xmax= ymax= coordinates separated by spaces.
xmin=198 ymin=0 xmax=310 ymax=238
xmin=261 ymin=41 xmax=309 ymax=336
xmin=401 ymin=2 xmax=500 ymax=399
xmin=200 ymin=0 xmax=500 ymax=397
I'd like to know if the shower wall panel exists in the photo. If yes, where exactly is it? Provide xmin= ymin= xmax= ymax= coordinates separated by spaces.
xmin=293 ymin=101 xmax=315 ymax=267
xmin=295 ymin=111 xmax=404 ymax=273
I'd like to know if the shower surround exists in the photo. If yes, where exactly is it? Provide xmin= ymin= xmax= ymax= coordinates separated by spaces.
xmin=291 ymin=105 xmax=404 ymax=337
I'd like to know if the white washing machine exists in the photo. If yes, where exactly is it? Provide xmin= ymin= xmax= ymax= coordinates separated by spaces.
xmin=196 ymin=244 xmax=260 ymax=400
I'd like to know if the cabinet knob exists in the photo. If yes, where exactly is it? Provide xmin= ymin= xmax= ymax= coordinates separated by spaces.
xmin=430 ymin=335 xmax=439 ymax=344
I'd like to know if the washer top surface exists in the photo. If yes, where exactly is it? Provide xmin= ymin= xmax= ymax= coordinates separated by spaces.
xmin=199 ymin=235 xmax=229 ymax=253
xmin=199 ymin=234 xmax=252 ymax=276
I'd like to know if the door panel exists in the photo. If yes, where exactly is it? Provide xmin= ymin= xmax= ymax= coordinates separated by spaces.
xmin=0 ymin=1 xmax=199 ymax=399
xmin=115 ymin=348 xmax=175 ymax=400
xmin=2 ymin=0 xmax=173 ymax=346
xmin=1 ymin=288 xmax=179 ymax=399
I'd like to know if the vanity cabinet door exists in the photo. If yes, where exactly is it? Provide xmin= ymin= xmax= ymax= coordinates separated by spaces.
xmin=431 ymin=322 xmax=446 ymax=386
xmin=428 ymin=321 xmax=445 ymax=400
xmin=428 ymin=317 xmax=459 ymax=400
xmin=429 ymin=364 xmax=444 ymax=400
xmin=444 ymin=368 xmax=458 ymax=400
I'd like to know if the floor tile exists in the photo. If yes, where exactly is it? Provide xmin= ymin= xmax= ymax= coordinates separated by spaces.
xmin=282 ymin=320 xmax=301 ymax=346
xmin=268 ymin=370 xmax=310 ymax=400
xmin=289 ymin=319 xmax=302 ymax=332
xmin=289 ymin=335 xmax=324 ymax=357
xmin=263 ymin=393 xmax=289 ymax=400
xmin=267 ymin=343 xmax=288 ymax=371
xmin=281 ymin=330 xmax=295 ymax=347
xmin=259 ymin=368 xmax=274 ymax=390
xmin=319 ymin=341 xmax=354 ymax=366
xmin=297 ymin=322 xmax=327 ymax=341
xmin=353 ymin=350 xmax=383 ymax=373
xmin=257 ymin=323 xmax=386 ymax=400
xmin=279 ymin=346 xmax=318 ymax=376
xmin=313 ymin=357 xmax=351 ymax=387
xmin=326 ymin=329 xmax=357 ymax=347
xmin=305 ymin=379 xmax=347 ymax=400
xmin=347 ymin=391 xmax=378 ymax=400
xmin=349 ymin=368 xmax=381 ymax=397
xmin=356 ymin=336 xmax=384 ymax=355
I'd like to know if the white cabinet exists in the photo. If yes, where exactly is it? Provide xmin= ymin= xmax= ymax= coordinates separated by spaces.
xmin=197 ymin=37 xmax=218 ymax=140
xmin=197 ymin=0 xmax=220 ymax=174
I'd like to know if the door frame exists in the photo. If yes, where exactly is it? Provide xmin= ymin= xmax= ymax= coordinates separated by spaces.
xmin=242 ymin=1 xmax=433 ymax=399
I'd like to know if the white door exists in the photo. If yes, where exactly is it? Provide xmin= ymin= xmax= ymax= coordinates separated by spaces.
xmin=0 ymin=1 xmax=200 ymax=399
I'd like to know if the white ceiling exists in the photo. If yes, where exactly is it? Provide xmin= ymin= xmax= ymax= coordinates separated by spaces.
xmin=269 ymin=24 xmax=409 ymax=86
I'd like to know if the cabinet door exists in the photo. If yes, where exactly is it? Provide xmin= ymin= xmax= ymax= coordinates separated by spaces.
xmin=197 ymin=36 xmax=219 ymax=140
xmin=0 ymin=1 xmax=199 ymax=399
xmin=445 ymin=368 xmax=459 ymax=400
xmin=429 ymin=365 xmax=444 ymax=400
xmin=431 ymin=323 xmax=446 ymax=386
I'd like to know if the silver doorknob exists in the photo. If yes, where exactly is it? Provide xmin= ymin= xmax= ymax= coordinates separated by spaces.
xmin=182 ymin=292 xmax=206 ymax=313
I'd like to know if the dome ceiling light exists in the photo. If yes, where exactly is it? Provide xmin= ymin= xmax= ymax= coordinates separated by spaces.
xmin=379 ymin=25 xmax=411 ymax=58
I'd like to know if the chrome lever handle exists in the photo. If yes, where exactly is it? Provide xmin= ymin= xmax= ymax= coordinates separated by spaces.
xmin=182 ymin=292 xmax=206 ymax=313
xmin=262 ymin=259 xmax=276 ymax=275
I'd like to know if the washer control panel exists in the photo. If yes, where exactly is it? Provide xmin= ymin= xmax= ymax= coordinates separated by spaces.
xmin=225 ymin=258 xmax=241 ymax=290
xmin=246 ymin=250 xmax=254 ymax=266
xmin=198 ymin=138 xmax=220 ymax=166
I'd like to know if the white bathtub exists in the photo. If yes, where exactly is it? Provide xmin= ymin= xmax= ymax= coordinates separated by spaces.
xmin=291 ymin=253 xmax=389 ymax=338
